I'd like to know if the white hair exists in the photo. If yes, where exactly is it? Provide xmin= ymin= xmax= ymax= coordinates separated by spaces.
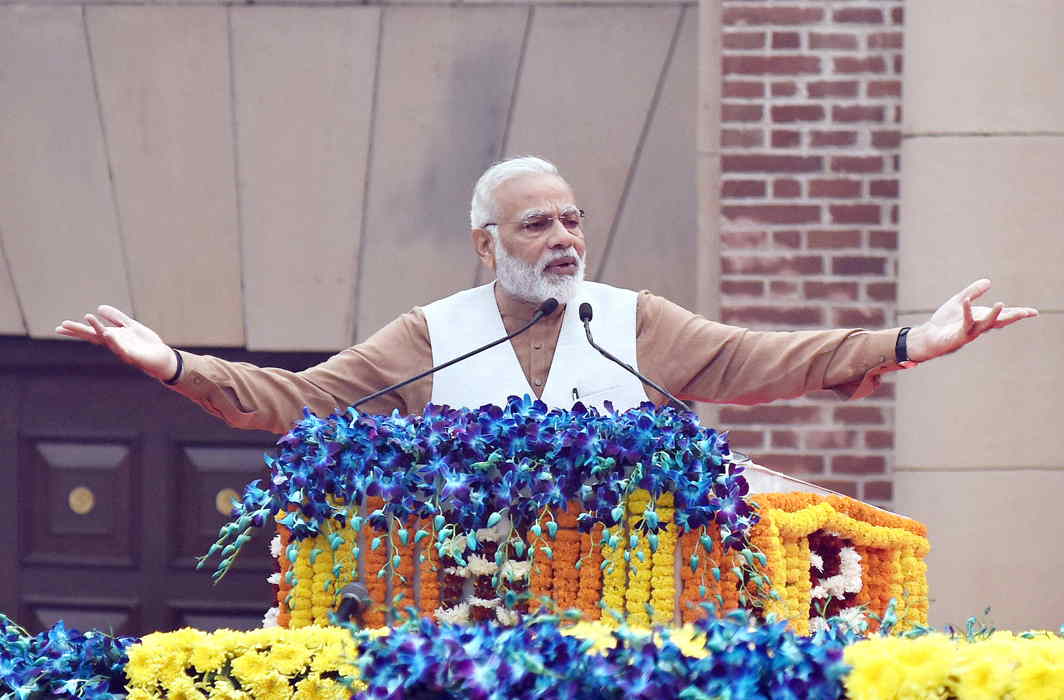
xmin=469 ymin=156 xmax=560 ymax=230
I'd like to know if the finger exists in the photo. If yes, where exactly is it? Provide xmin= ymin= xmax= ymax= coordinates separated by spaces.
xmin=954 ymin=278 xmax=991 ymax=304
xmin=55 ymin=320 xmax=102 ymax=343
xmin=84 ymin=313 xmax=112 ymax=338
xmin=962 ymin=296 xmax=975 ymax=333
xmin=97 ymin=305 xmax=135 ymax=327
xmin=973 ymin=302 xmax=1003 ymax=335
xmin=991 ymin=307 xmax=1040 ymax=328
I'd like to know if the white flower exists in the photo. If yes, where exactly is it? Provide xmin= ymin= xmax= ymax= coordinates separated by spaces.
xmin=839 ymin=546 xmax=862 ymax=593
xmin=809 ymin=616 xmax=828 ymax=634
xmin=435 ymin=603 xmax=470 ymax=625
xmin=495 ymin=607 xmax=520 ymax=626
xmin=500 ymin=560 xmax=532 ymax=581
xmin=468 ymin=596 xmax=499 ymax=609
xmin=476 ymin=518 xmax=511 ymax=544
xmin=270 ymin=535 xmax=281 ymax=558
xmin=467 ymin=555 xmax=498 ymax=577
xmin=262 ymin=606 xmax=279 ymax=628
xmin=836 ymin=606 xmax=868 ymax=633
xmin=439 ymin=535 xmax=468 ymax=558
xmin=267 ymin=572 xmax=281 ymax=585
xmin=444 ymin=566 xmax=470 ymax=578
xmin=809 ymin=551 xmax=824 ymax=572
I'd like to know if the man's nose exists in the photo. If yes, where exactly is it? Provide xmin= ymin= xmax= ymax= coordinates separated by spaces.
xmin=546 ymin=220 xmax=580 ymax=247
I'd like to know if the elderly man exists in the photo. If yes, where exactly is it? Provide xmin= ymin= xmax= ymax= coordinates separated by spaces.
xmin=58 ymin=157 xmax=1037 ymax=435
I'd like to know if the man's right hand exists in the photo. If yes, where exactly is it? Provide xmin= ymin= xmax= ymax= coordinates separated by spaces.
xmin=56 ymin=305 xmax=178 ymax=382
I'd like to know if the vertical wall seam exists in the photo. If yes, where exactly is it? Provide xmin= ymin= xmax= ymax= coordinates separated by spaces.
xmin=595 ymin=6 xmax=684 ymax=283
xmin=226 ymin=6 xmax=249 ymax=349
xmin=0 ymin=226 xmax=29 ymax=335
xmin=473 ymin=4 xmax=535 ymax=289
xmin=351 ymin=6 xmax=385 ymax=344
xmin=83 ymin=5 xmax=136 ymax=319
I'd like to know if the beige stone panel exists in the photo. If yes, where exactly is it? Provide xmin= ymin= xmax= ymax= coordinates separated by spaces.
xmin=87 ymin=6 xmax=243 ymax=347
xmin=0 ymin=245 xmax=25 ymax=334
xmin=895 ymin=311 xmax=1062 ymax=470
xmin=356 ymin=7 xmax=527 ymax=340
xmin=0 ymin=6 xmax=132 ymax=338
xmin=899 ymin=137 xmax=1064 ymax=312
xmin=906 ymin=1 xmax=1064 ymax=134
xmin=598 ymin=6 xmax=694 ymax=310
xmin=232 ymin=7 xmax=379 ymax=352
xmin=895 ymin=468 xmax=1064 ymax=632
xmin=505 ymin=6 xmax=682 ymax=280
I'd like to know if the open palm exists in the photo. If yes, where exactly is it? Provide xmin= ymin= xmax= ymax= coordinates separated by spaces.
xmin=56 ymin=305 xmax=176 ymax=380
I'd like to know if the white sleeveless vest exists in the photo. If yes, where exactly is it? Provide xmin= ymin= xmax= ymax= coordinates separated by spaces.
xmin=422 ymin=281 xmax=649 ymax=412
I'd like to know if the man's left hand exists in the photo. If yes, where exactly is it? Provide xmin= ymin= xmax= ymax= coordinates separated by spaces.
xmin=906 ymin=279 xmax=1039 ymax=363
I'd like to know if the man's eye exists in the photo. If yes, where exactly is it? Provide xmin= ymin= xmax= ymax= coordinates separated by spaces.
xmin=560 ymin=216 xmax=581 ymax=229
xmin=523 ymin=219 xmax=552 ymax=232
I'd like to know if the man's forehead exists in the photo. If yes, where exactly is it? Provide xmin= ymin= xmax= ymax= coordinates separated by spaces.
xmin=494 ymin=173 xmax=575 ymax=216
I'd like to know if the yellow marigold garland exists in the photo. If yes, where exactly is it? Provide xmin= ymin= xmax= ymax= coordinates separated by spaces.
xmin=649 ymin=493 xmax=677 ymax=626
xmin=600 ymin=524 xmax=627 ymax=626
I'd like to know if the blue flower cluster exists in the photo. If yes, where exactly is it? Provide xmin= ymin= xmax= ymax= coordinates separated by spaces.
xmin=202 ymin=397 xmax=757 ymax=578
xmin=0 ymin=616 xmax=133 ymax=700
xmin=353 ymin=610 xmax=853 ymax=700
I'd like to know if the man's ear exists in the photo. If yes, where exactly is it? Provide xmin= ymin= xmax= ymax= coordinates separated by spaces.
xmin=471 ymin=228 xmax=496 ymax=271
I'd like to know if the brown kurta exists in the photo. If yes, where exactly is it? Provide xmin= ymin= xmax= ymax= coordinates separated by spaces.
xmin=167 ymin=288 xmax=901 ymax=435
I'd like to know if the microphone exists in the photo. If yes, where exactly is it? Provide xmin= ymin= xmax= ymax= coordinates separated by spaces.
xmin=351 ymin=297 xmax=560 ymax=410
xmin=578 ymin=302 xmax=690 ymax=413
xmin=334 ymin=582 xmax=372 ymax=624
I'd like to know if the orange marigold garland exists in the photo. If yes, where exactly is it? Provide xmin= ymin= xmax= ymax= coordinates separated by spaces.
xmin=416 ymin=517 xmax=440 ymax=619
xmin=362 ymin=497 xmax=389 ymax=627
xmin=575 ymin=523 xmax=604 ymax=621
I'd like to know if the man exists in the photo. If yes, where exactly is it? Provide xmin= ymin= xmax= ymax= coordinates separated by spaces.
xmin=57 ymin=157 xmax=1037 ymax=435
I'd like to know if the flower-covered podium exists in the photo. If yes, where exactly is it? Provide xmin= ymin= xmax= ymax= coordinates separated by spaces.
xmin=201 ymin=397 xmax=929 ymax=635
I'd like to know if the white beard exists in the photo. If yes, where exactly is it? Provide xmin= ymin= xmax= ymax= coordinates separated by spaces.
xmin=493 ymin=239 xmax=585 ymax=304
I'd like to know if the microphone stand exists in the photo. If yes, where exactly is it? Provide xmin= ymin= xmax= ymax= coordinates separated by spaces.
xmin=351 ymin=297 xmax=559 ymax=411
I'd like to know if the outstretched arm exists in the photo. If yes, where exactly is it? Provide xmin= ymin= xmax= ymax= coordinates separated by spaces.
xmin=905 ymin=279 xmax=1038 ymax=363
xmin=56 ymin=305 xmax=178 ymax=381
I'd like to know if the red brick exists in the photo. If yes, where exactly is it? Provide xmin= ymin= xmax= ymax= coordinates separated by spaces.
xmin=773 ymin=179 xmax=801 ymax=198
xmin=773 ymin=230 xmax=802 ymax=248
xmin=723 ymin=6 xmax=824 ymax=25
xmin=727 ymin=429 xmax=764 ymax=450
xmin=720 ymin=404 xmax=822 ymax=425
xmin=890 ymin=205 xmax=899 ymax=224
xmin=831 ymin=156 xmax=883 ymax=173
xmin=772 ymin=31 xmax=801 ymax=50
xmin=831 ymin=205 xmax=881 ymax=225
xmin=832 ymin=255 xmax=886 ymax=276
xmin=723 ymin=180 xmax=767 ymax=199
xmin=772 ymin=105 xmax=825 ymax=123
xmin=868 ymin=31 xmax=903 ymax=50
xmin=724 ymin=80 xmax=765 ymax=99
xmin=869 ymin=230 xmax=898 ymax=249
xmin=804 ymin=281 xmax=858 ymax=301
xmin=723 ymin=255 xmax=824 ymax=276
xmin=769 ymin=280 xmax=800 ymax=297
xmin=863 ymin=480 xmax=893 ymax=501
xmin=834 ymin=307 xmax=886 ymax=327
xmin=771 ymin=430 xmax=799 ymax=448
xmin=872 ymin=130 xmax=902 ymax=149
xmin=809 ymin=32 xmax=859 ymax=51
xmin=722 ymin=280 xmax=765 ymax=296
xmin=834 ymin=7 xmax=883 ymax=24
xmin=771 ymin=81 xmax=799 ymax=97
xmin=771 ymin=130 xmax=802 ymax=148
xmin=894 ymin=55 xmax=904 ymax=75
xmin=811 ymin=130 xmax=858 ymax=148
xmin=808 ymin=80 xmax=859 ymax=98
xmin=833 ymin=105 xmax=886 ymax=123
xmin=724 ymin=31 xmax=767 ymax=50
xmin=724 ymin=205 xmax=821 ymax=225
xmin=834 ymin=56 xmax=887 ymax=74
xmin=865 ymin=430 xmax=894 ymax=449
xmin=813 ymin=479 xmax=858 ymax=498
xmin=869 ymin=179 xmax=899 ymax=198
xmin=722 ymin=229 xmax=768 ymax=247
xmin=725 ymin=55 xmax=822 ymax=75
xmin=868 ymin=80 xmax=902 ymax=98
xmin=805 ymin=429 xmax=858 ymax=450
xmin=809 ymin=229 xmax=861 ymax=248
xmin=722 ymin=129 xmax=764 ymax=148
xmin=832 ymin=455 xmax=886 ymax=474
xmin=810 ymin=179 xmax=861 ymax=198
xmin=724 ymin=103 xmax=763 ymax=122
xmin=866 ymin=281 xmax=897 ymax=302
xmin=834 ymin=406 xmax=885 ymax=424
xmin=892 ymin=153 xmax=901 ymax=170
xmin=724 ymin=154 xmax=822 ymax=173
xmin=891 ymin=7 xmax=903 ymax=25
xmin=758 ymin=454 xmax=825 ymax=475
xmin=723 ymin=305 xmax=823 ymax=327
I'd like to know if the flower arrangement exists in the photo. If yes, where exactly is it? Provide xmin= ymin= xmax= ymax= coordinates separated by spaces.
xmin=123 ymin=625 xmax=360 ymax=700
xmin=0 ymin=615 xmax=133 ymax=700
xmin=202 ymin=398 xmax=763 ymax=625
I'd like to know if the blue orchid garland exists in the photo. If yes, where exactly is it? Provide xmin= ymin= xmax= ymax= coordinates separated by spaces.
xmin=0 ymin=615 xmax=133 ymax=700
xmin=199 ymin=397 xmax=758 ymax=583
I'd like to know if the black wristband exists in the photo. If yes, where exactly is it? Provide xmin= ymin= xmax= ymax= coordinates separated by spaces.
xmin=895 ymin=327 xmax=911 ymax=364
xmin=163 ymin=348 xmax=183 ymax=385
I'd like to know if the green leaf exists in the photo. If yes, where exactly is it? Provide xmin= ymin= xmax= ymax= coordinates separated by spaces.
xmin=397 ymin=529 xmax=409 ymax=546
xmin=371 ymin=537 xmax=382 ymax=551
xmin=546 ymin=521 xmax=558 ymax=538
xmin=487 ymin=511 xmax=502 ymax=528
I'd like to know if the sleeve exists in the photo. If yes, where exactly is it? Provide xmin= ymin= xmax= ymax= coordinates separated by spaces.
xmin=163 ymin=308 xmax=434 ymax=434
xmin=635 ymin=291 xmax=902 ymax=405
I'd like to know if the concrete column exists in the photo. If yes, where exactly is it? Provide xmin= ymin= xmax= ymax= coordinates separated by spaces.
xmin=896 ymin=0 xmax=1064 ymax=631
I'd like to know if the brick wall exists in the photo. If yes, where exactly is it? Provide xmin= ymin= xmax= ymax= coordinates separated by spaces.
xmin=718 ymin=1 xmax=903 ymax=506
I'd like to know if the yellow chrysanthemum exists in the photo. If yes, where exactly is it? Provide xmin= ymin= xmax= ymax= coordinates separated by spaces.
xmin=230 ymin=650 xmax=272 ymax=685
xmin=167 ymin=675 xmax=207 ymax=700
xmin=844 ymin=642 xmax=904 ymax=700
xmin=266 ymin=641 xmax=312 ymax=676
xmin=246 ymin=670 xmax=293 ymax=700
xmin=189 ymin=639 xmax=230 ymax=674
xmin=294 ymin=673 xmax=353 ymax=700
xmin=207 ymin=679 xmax=251 ymax=700
xmin=1014 ymin=656 xmax=1064 ymax=700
